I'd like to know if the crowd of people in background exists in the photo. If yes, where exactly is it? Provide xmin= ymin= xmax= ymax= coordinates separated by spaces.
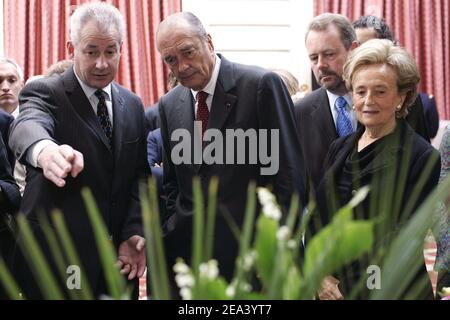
xmin=0 ymin=1 xmax=447 ymax=300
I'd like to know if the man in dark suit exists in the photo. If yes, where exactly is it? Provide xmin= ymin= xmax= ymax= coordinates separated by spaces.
xmin=0 ymin=109 xmax=21 ymax=299
xmin=8 ymin=2 xmax=147 ymax=299
xmin=156 ymin=12 xmax=307 ymax=283
xmin=294 ymin=13 xmax=359 ymax=194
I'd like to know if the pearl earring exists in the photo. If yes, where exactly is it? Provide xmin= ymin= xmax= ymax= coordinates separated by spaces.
xmin=396 ymin=105 xmax=402 ymax=111
xmin=352 ymin=105 xmax=356 ymax=111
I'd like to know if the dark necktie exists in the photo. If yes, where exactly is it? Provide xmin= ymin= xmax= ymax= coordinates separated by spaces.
xmin=196 ymin=91 xmax=209 ymax=140
xmin=335 ymin=96 xmax=354 ymax=137
xmin=95 ymin=89 xmax=113 ymax=148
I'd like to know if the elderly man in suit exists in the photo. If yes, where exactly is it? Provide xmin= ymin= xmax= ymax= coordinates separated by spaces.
xmin=156 ymin=12 xmax=307 ymax=286
xmin=8 ymin=2 xmax=147 ymax=299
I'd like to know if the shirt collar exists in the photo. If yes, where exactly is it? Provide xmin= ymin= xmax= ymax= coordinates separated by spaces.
xmin=326 ymin=90 xmax=352 ymax=109
xmin=191 ymin=55 xmax=221 ymax=99
xmin=11 ymin=106 xmax=20 ymax=119
xmin=73 ymin=66 xmax=112 ymax=101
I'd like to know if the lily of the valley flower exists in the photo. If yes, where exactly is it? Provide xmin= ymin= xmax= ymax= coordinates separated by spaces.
xmin=242 ymin=251 xmax=257 ymax=271
xmin=175 ymin=273 xmax=195 ymax=288
xmin=173 ymin=258 xmax=194 ymax=300
xmin=173 ymin=258 xmax=190 ymax=274
xmin=226 ymin=282 xmax=236 ymax=298
xmin=199 ymin=260 xmax=219 ymax=280
xmin=287 ymin=239 xmax=298 ymax=250
xmin=277 ymin=225 xmax=291 ymax=242
xmin=257 ymin=187 xmax=282 ymax=221
xmin=180 ymin=287 xmax=192 ymax=300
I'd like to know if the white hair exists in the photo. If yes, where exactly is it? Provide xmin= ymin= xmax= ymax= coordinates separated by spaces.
xmin=70 ymin=1 xmax=125 ymax=45
xmin=0 ymin=57 xmax=24 ymax=81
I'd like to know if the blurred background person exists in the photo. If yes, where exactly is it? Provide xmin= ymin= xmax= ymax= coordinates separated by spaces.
xmin=436 ymin=125 xmax=450 ymax=293
xmin=0 ymin=58 xmax=23 ymax=118
xmin=44 ymin=59 xmax=73 ymax=78
xmin=272 ymin=68 xmax=304 ymax=104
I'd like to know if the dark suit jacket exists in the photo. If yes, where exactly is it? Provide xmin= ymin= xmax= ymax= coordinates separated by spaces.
xmin=147 ymin=128 xmax=164 ymax=194
xmin=8 ymin=67 xmax=148 ymax=298
xmin=0 ymin=111 xmax=21 ymax=269
xmin=159 ymin=55 xmax=307 ymax=279
xmin=147 ymin=128 xmax=163 ymax=167
xmin=313 ymin=120 xmax=440 ymax=298
xmin=0 ymin=109 xmax=15 ymax=167
xmin=294 ymin=88 xmax=431 ymax=194
xmin=294 ymin=87 xmax=336 ymax=194
xmin=0 ymin=110 xmax=20 ymax=216
xmin=420 ymin=93 xmax=439 ymax=139
xmin=144 ymin=104 xmax=160 ymax=136
xmin=0 ymin=127 xmax=20 ymax=299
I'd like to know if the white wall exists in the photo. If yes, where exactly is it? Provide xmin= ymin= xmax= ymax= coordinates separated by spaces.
xmin=182 ymin=0 xmax=314 ymax=91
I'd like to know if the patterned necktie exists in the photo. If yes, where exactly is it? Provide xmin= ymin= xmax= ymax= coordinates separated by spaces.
xmin=335 ymin=96 xmax=354 ymax=137
xmin=95 ymin=89 xmax=113 ymax=148
xmin=196 ymin=91 xmax=209 ymax=140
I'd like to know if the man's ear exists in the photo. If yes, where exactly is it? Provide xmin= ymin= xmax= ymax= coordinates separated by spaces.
xmin=67 ymin=41 xmax=75 ymax=58
xmin=206 ymin=34 xmax=214 ymax=52
xmin=351 ymin=40 xmax=359 ymax=50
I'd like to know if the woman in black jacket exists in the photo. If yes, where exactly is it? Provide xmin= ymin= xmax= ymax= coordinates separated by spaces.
xmin=313 ymin=39 xmax=441 ymax=299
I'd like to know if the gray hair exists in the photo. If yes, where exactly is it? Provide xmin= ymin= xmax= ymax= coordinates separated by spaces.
xmin=306 ymin=13 xmax=356 ymax=50
xmin=353 ymin=15 xmax=397 ymax=44
xmin=70 ymin=1 xmax=125 ymax=45
xmin=0 ymin=57 xmax=24 ymax=81
xmin=158 ymin=12 xmax=208 ymax=41
xmin=343 ymin=39 xmax=420 ymax=118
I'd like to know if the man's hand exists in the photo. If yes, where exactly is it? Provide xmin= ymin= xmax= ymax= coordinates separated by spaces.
xmin=318 ymin=275 xmax=344 ymax=300
xmin=117 ymin=235 xmax=146 ymax=280
xmin=37 ymin=144 xmax=84 ymax=187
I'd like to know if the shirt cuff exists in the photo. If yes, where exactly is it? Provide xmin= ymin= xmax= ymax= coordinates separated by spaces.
xmin=27 ymin=140 xmax=58 ymax=168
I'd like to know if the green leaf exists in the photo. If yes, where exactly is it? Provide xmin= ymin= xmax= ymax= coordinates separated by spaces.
xmin=282 ymin=265 xmax=302 ymax=300
xmin=50 ymin=211 xmax=94 ymax=299
xmin=192 ymin=177 xmax=204 ymax=276
xmin=140 ymin=178 xmax=170 ymax=300
xmin=0 ymin=258 xmax=24 ymax=299
xmin=15 ymin=214 xmax=64 ymax=299
xmin=254 ymin=215 xmax=278 ymax=288
xmin=303 ymin=205 xmax=373 ymax=297
xmin=82 ymin=188 xmax=125 ymax=299
xmin=193 ymin=276 xmax=229 ymax=300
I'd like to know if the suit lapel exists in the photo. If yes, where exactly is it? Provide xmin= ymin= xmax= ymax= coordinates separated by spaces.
xmin=63 ymin=68 xmax=112 ymax=152
xmin=208 ymin=57 xmax=237 ymax=132
xmin=173 ymin=87 xmax=199 ymax=171
xmin=311 ymin=88 xmax=338 ymax=143
xmin=175 ymin=87 xmax=195 ymax=137
xmin=111 ymin=83 xmax=125 ymax=159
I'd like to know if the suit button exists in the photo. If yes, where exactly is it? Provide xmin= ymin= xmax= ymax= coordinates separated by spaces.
xmin=351 ymin=189 xmax=357 ymax=196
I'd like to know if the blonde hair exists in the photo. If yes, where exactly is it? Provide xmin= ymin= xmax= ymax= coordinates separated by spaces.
xmin=272 ymin=69 xmax=300 ymax=96
xmin=343 ymin=39 xmax=420 ymax=118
